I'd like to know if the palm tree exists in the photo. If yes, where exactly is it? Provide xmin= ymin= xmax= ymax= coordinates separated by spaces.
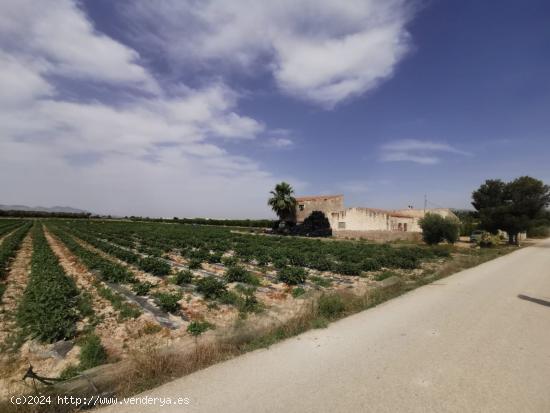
xmin=268 ymin=182 xmax=297 ymax=224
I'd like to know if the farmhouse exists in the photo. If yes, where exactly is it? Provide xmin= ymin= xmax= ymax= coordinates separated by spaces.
xmin=295 ymin=194 xmax=456 ymax=241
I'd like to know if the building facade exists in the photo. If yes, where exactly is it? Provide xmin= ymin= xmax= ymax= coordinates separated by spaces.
xmin=295 ymin=195 xmax=456 ymax=240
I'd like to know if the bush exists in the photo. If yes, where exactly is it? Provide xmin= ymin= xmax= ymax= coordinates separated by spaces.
xmin=221 ymin=256 xmax=238 ymax=267
xmin=292 ymin=287 xmax=305 ymax=298
xmin=207 ymin=252 xmax=223 ymax=263
xmin=225 ymin=265 xmax=259 ymax=285
xmin=195 ymin=276 xmax=227 ymax=299
xmin=138 ymin=257 xmax=171 ymax=276
xmin=310 ymin=275 xmax=331 ymax=287
xmin=188 ymin=258 xmax=203 ymax=269
xmin=527 ymin=226 xmax=550 ymax=238
xmin=153 ymin=292 xmax=182 ymax=313
xmin=419 ymin=214 xmax=460 ymax=245
xmin=173 ymin=270 xmax=194 ymax=285
xmin=360 ymin=258 xmax=382 ymax=272
xmin=187 ymin=321 xmax=213 ymax=337
xmin=335 ymin=262 xmax=362 ymax=276
xmin=318 ymin=294 xmax=345 ymax=319
xmin=277 ymin=266 xmax=307 ymax=285
xmin=478 ymin=232 xmax=501 ymax=248
xmin=132 ymin=281 xmax=153 ymax=296
xmin=79 ymin=334 xmax=107 ymax=370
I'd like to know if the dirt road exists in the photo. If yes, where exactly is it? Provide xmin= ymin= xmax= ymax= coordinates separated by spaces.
xmin=100 ymin=239 xmax=550 ymax=413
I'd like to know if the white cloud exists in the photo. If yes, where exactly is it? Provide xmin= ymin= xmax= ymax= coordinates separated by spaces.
xmin=0 ymin=0 xmax=159 ymax=92
xmin=122 ymin=0 xmax=417 ymax=107
xmin=0 ymin=0 xmax=289 ymax=218
xmin=380 ymin=139 xmax=471 ymax=165
xmin=263 ymin=129 xmax=295 ymax=149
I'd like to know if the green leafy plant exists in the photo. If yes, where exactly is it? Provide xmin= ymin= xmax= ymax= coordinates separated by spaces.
xmin=79 ymin=334 xmax=107 ymax=370
xmin=153 ymin=292 xmax=182 ymax=313
xmin=277 ymin=266 xmax=307 ymax=285
xmin=195 ymin=276 xmax=227 ymax=299
xmin=419 ymin=213 xmax=460 ymax=245
xmin=225 ymin=265 xmax=260 ymax=285
xmin=17 ymin=224 xmax=81 ymax=343
xmin=186 ymin=321 xmax=213 ymax=337
xmin=292 ymin=287 xmax=306 ymax=298
xmin=173 ymin=270 xmax=194 ymax=285
xmin=138 ymin=257 xmax=171 ymax=276
xmin=132 ymin=281 xmax=154 ymax=296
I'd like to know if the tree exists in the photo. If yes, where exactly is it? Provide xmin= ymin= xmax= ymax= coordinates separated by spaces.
xmin=472 ymin=176 xmax=550 ymax=244
xmin=419 ymin=213 xmax=460 ymax=245
xmin=290 ymin=211 xmax=332 ymax=237
xmin=268 ymin=182 xmax=297 ymax=225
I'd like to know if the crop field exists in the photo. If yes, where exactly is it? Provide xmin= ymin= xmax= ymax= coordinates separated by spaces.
xmin=0 ymin=218 xmax=501 ymax=398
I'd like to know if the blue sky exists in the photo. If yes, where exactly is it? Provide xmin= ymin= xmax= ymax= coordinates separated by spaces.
xmin=1 ymin=0 xmax=548 ymax=218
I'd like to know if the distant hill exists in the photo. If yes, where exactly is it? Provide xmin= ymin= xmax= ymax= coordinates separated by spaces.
xmin=0 ymin=204 xmax=89 ymax=214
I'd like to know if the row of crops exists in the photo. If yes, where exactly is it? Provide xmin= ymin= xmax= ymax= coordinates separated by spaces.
xmin=16 ymin=223 xmax=88 ymax=342
xmin=46 ymin=224 xmax=143 ymax=319
xmin=0 ymin=221 xmax=32 ymax=302
xmin=59 ymin=220 xmax=451 ymax=276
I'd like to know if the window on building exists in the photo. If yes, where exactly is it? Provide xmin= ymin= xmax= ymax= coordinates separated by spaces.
xmin=403 ymin=223 xmax=407 ymax=232
xmin=398 ymin=223 xmax=403 ymax=231
xmin=298 ymin=204 xmax=304 ymax=211
xmin=338 ymin=222 xmax=346 ymax=229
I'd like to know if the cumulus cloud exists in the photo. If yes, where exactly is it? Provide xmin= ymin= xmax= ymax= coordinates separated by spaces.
xmin=0 ymin=0 xmax=288 ymax=217
xmin=379 ymin=139 xmax=471 ymax=165
xmin=0 ymin=0 xmax=159 ymax=92
xmin=121 ymin=0 xmax=417 ymax=107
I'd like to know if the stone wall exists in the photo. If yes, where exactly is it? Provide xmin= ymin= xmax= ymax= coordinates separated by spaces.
xmin=295 ymin=195 xmax=344 ymax=223
xmin=333 ymin=230 xmax=422 ymax=242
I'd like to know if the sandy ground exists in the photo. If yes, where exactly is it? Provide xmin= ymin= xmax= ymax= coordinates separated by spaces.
xmin=99 ymin=238 xmax=550 ymax=413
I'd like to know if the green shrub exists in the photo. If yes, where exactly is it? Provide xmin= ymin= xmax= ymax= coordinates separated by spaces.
xmin=138 ymin=257 xmax=171 ymax=276
xmin=94 ymin=282 xmax=141 ymax=320
xmin=277 ymin=266 xmax=307 ymax=285
xmin=310 ymin=275 xmax=331 ymax=287
xmin=173 ymin=270 xmax=194 ymax=285
xmin=207 ymin=252 xmax=223 ymax=263
xmin=292 ymin=287 xmax=306 ymax=298
xmin=225 ymin=265 xmax=259 ymax=285
xmin=375 ymin=271 xmax=397 ymax=281
xmin=77 ymin=292 xmax=95 ymax=318
xmin=186 ymin=321 xmax=213 ymax=337
xmin=419 ymin=214 xmax=460 ymax=245
xmin=195 ymin=276 xmax=227 ymax=299
xmin=318 ymin=294 xmax=345 ymax=319
xmin=59 ymin=364 xmax=82 ymax=380
xmin=219 ymin=290 xmax=239 ymax=305
xmin=188 ymin=258 xmax=203 ymax=269
xmin=153 ymin=292 xmax=182 ymax=313
xmin=132 ymin=281 xmax=153 ymax=296
xmin=79 ymin=334 xmax=107 ymax=370
xmin=527 ymin=226 xmax=550 ymax=238
xmin=335 ymin=262 xmax=362 ymax=276
xmin=221 ymin=256 xmax=238 ymax=267
xmin=17 ymin=224 xmax=80 ymax=343
xmin=360 ymin=258 xmax=382 ymax=272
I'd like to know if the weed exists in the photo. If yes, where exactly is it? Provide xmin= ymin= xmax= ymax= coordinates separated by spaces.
xmin=292 ymin=287 xmax=306 ymax=298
